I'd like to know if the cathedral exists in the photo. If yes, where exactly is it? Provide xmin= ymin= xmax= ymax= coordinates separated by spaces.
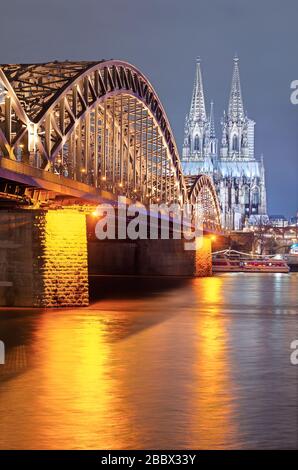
xmin=182 ymin=57 xmax=267 ymax=230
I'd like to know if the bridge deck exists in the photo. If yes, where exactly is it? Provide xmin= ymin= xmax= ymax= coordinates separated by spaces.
xmin=0 ymin=156 xmax=115 ymax=204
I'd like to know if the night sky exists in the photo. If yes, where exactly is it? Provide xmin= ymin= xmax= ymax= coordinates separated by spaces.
xmin=1 ymin=0 xmax=297 ymax=216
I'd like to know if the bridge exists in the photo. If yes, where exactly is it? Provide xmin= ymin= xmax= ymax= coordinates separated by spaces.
xmin=0 ymin=60 xmax=222 ymax=307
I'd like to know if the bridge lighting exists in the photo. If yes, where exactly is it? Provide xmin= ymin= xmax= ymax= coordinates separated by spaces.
xmin=0 ymin=60 xmax=221 ymax=235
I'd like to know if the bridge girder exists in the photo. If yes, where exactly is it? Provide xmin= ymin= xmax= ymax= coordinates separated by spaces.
xmin=0 ymin=60 xmax=221 ymax=229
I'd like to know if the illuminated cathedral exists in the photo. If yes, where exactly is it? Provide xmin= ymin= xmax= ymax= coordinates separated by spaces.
xmin=182 ymin=57 xmax=267 ymax=230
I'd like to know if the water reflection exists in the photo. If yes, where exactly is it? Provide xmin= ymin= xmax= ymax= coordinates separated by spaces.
xmin=0 ymin=274 xmax=297 ymax=449
xmin=33 ymin=314 xmax=122 ymax=449
xmin=191 ymin=277 xmax=237 ymax=448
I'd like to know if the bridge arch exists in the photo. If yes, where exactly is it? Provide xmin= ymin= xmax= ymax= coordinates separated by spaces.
xmin=0 ymin=60 xmax=221 ymax=228
xmin=185 ymin=174 xmax=221 ymax=231
xmin=0 ymin=60 xmax=187 ymax=204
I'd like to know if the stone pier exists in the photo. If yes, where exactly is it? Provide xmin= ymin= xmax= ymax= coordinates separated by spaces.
xmin=195 ymin=237 xmax=212 ymax=277
xmin=0 ymin=210 xmax=88 ymax=307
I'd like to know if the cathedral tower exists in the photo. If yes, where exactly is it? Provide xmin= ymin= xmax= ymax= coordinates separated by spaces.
xmin=182 ymin=59 xmax=215 ymax=175
xmin=220 ymin=56 xmax=250 ymax=160
xmin=218 ymin=56 xmax=267 ymax=229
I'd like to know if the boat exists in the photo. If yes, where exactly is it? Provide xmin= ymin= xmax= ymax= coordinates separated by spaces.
xmin=283 ymin=253 xmax=298 ymax=272
xmin=212 ymin=249 xmax=290 ymax=273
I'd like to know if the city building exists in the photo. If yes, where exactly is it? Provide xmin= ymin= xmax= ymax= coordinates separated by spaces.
xmin=269 ymin=214 xmax=288 ymax=227
xmin=182 ymin=57 xmax=267 ymax=230
xmin=289 ymin=213 xmax=298 ymax=227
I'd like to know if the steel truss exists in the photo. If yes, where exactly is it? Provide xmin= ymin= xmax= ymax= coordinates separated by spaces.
xmin=0 ymin=60 xmax=221 ymax=226
xmin=185 ymin=174 xmax=221 ymax=230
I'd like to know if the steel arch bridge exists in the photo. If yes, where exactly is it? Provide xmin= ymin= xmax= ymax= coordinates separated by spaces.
xmin=0 ymin=60 xmax=221 ymax=230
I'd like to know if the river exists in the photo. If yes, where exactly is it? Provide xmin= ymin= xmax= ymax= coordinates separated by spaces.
xmin=0 ymin=273 xmax=297 ymax=449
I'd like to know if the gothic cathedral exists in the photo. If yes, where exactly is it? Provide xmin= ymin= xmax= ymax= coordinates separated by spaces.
xmin=182 ymin=57 xmax=267 ymax=230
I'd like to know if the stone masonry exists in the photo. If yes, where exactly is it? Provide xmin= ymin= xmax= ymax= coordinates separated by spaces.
xmin=0 ymin=210 xmax=88 ymax=307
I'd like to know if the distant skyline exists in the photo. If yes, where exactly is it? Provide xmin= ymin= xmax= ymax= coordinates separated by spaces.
xmin=1 ymin=0 xmax=297 ymax=216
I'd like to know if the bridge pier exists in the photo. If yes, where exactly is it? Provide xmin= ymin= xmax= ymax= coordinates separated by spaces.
xmin=195 ymin=237 xmax=212 ymax=277
xmin=0 ymin=210 xmax=89 ymax=307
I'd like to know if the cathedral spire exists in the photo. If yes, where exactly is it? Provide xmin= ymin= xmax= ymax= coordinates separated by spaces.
xmin=209 ymin=101 xmax=218 ymax=158
xmin=189 ymin=57 xmax=207 ymax=122
xmin=228 ymin=55 xmax=244 ymax=122
xmin=209 ymin=101 xmax=216 ymax=138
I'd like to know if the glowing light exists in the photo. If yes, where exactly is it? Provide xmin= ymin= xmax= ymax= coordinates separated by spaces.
xmin=190 ymin=275 xmax=236 ymax=447
xmin=43 ymin=210 xmax=88 ymax=306
xmin=31 ymin=313 xmax=123 ymax=448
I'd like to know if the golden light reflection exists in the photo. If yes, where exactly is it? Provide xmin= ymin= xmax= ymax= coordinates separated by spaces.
xmin=32 ymin=312 xmax=130 ymax=449
xmin=199 ymin=276 xmax=223 ymax=304
xmin=0 ymin=274 xmax=241 ymax=450
xmin=191 ymin=276 xmax=238 ymax=448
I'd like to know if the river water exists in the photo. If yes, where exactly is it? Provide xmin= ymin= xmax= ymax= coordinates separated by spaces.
xmin=0 ymin=273 xmax=297 ymax=449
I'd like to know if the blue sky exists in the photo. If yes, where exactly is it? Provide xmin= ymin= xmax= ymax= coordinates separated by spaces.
xmin=1 ymin=0 xmax=297 ymax=216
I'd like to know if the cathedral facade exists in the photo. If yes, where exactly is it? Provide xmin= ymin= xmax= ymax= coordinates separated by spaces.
xmin=182 ymin=57 xmax=267 ymax=230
